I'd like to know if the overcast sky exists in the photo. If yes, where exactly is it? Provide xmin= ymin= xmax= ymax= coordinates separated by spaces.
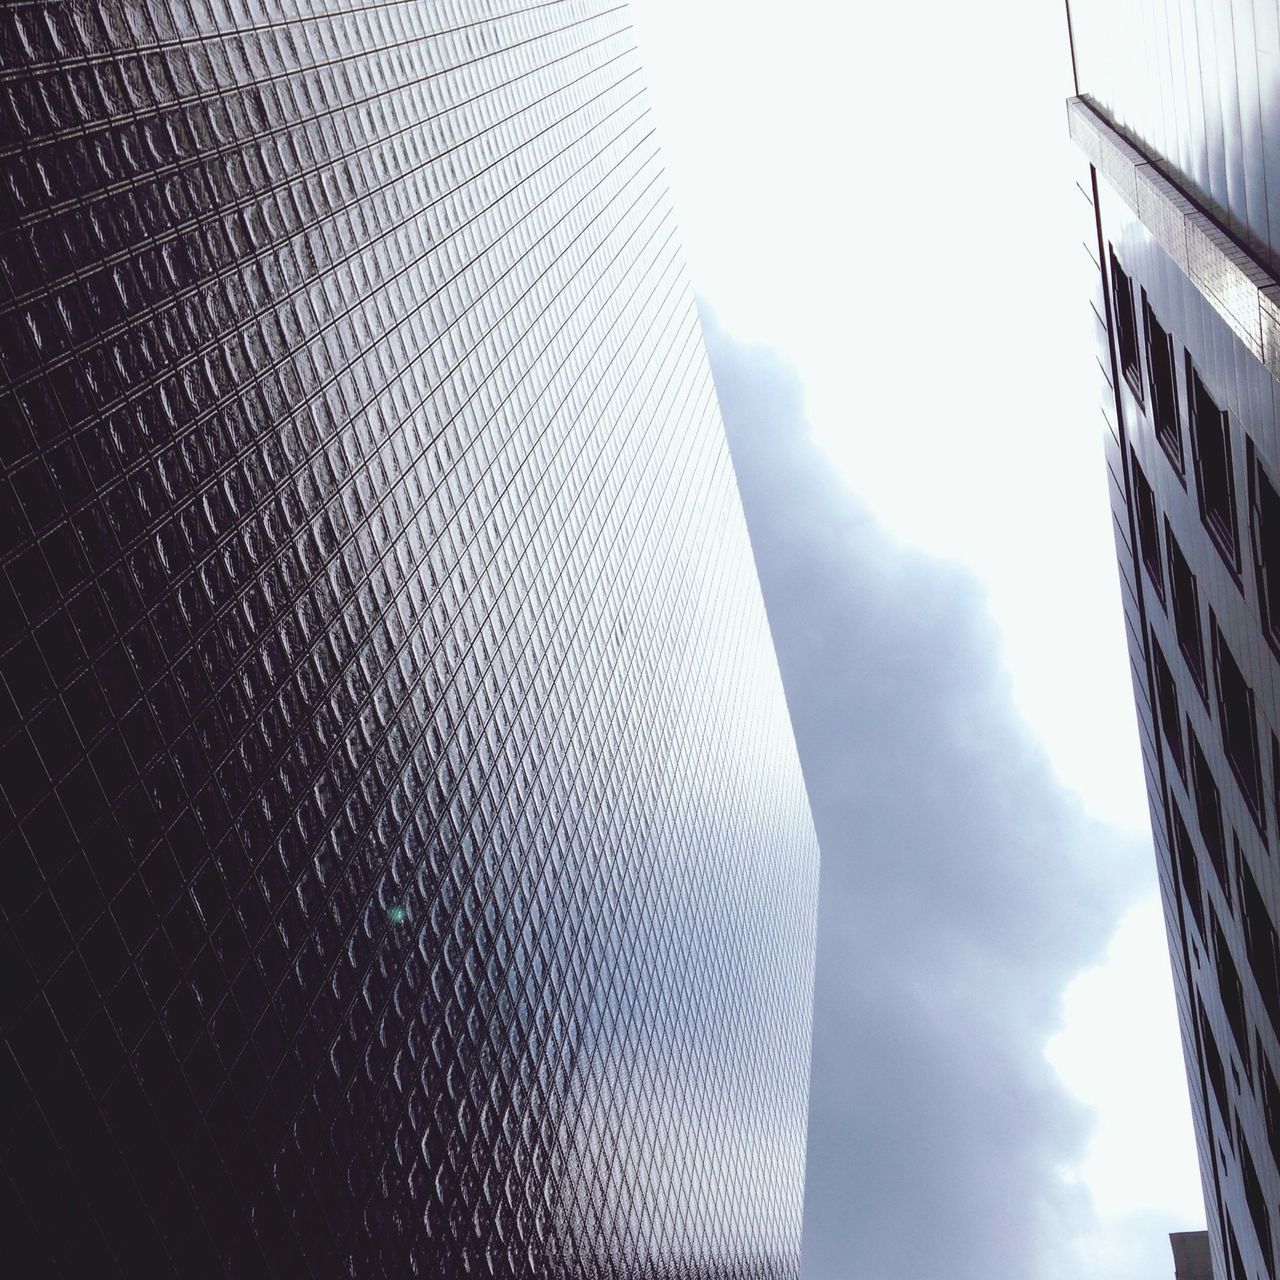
xmin=706 ymin=314 xmax=1197 ymax=1279
xmin=629 ymin=1 xmax=1207 ymax=1275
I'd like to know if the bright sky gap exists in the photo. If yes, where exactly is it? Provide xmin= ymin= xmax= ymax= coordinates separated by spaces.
xmin=630 ymin=1 xmax=1205 ymax=1273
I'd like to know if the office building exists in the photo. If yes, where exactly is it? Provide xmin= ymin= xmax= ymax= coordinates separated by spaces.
xmin=1065 ymin=2 xmax=1280 ymax=1277
xmin=0 ymin=2 xmax=819 ymax=1275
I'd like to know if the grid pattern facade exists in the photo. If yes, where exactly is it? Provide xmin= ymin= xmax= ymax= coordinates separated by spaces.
xmin=0 ymin=3 xmax=819 ymax=1277
xmin=1067 ymin=4 xmax=1280 ymax=1279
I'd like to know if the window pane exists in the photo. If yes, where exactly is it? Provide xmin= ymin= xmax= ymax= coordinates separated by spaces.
xmin=1144 ymin=296 xmax=1182 ymax=470
xmin=1132 ymin=453 xmax=1164 ymax=601
xmin=1190 ymin=362 xmax=1240 ymax=571
xmin=1212 ymin=905 xmax=1252 ymax=1081
xmin=1214 ymin=619 xmax=1264 ymax=823
xmin=1190 ymin=727 xmax=1230 ymax=899
xmin=1173 ymin=795 xmax=1205 ymax=936
xmin=1251 ymin=447 xmax=1280 ymax=650
xmin=1151 ymin=634 xmax=1183 ymax=776
xmin=1166 ymin=520 xmax=1206 ymax=689
xmin=1110 ymin=251 xmax=1142 ymax=395
xmin=1239 ymin=851 xmax=1280 ymax=1037
xmin=1200 ymin=994 xmax=1229 ymax=1122
xmin=1237 ymin=1121 xmax=1274 ymax=1273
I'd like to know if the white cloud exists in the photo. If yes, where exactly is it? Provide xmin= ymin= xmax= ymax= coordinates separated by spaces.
xmin=1046 ymin=896 xmax=1206 ymax=1222
xmin=631 ymin=0 xmax=1212 ymax=1252
xmin=630 ymin=0 xmax=1144 ymax=834
xmin=704 ymin=319 xmax=1183 ymax=1279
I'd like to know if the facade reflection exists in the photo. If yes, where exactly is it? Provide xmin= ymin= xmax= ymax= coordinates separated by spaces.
xmin=0 ymin=3 xmax=819 ymax=1275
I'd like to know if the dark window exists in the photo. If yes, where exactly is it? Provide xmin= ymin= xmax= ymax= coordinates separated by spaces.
xmin=1151 ymin=636 xmax=1184 ymax=776
xmin=1200 ymin=994 xmax=1229 ymax=1122
xmin=1165 ymin=520 xmax=1207 ymax=691
xmin=1249 ymin=442 xmax=1280 ymax=653
xmin=1258 ymin=1041 xmax=1280 ymax=1180
xmin=1190 ymin=727 xmax=1230 ymax=900
xmin=1212 ymin=905 xmax=1253 ymax=1083
xmin=1173 ymin=796 xmax=1205 ymax=935
xmin=1144 ymin=295 xmax=1182 ymax=471
xmin=1110 ymin=251 xmax=1142 ymax=397
xmin=1132 ymin=454 xmax=1164 ymax=601
xmin=1213 ymin=618 xmax=1264 ymax=826
xmin=1237 ymin=1118 xmax=1275 ymax=1277
xmin=1239 ymin=849 xmax=1280 ymax=1037
xmin=1225 ymin=1210 xmax=1247 ymax=1280
xmin=1189 ymin=360 xmax=1240 ymax=572
xmin=1274 ymin=734 xmax=1280 ymax=846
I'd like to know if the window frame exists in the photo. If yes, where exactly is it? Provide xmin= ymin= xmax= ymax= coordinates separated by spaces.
xmin=1199 ymin=992 xmax=1229 ymax=1124
xmin=1237 ymin=844 xmax=1280 ymax=1038
xmin=1259 ymin=1035 xmax=1280 ymax=1183
xmin=1212 ymin=616 xmax=1266 ymax=832
xmin=1211 ymin=903 xmax=1254 ymax=1085
xmin=1131 ymin=452 xmax=1165 ymax=604
xmin=1248 ymin=438 xmax=1280 ymax=657
xmin=1189 ymin=723 xmax=1232 ymax=900
xmin=1236 ymin=1115 xmax=1275 ymax=1276
xmin=1188 ymin=357 xmax=1242 ymax=576
xmin=1109 ymin=249 xmax=1144 ymax=402
xmin=1172 ymin=793 xmax=1205 ymax=937
xmin=1165 ymin=518 xmax=1208 ymax=697
xmin=1150 ymin=632 xmax=1184 ymax=778
xmin=1273 ymin=733 xmax=1280 ymax=850
xmin=1143 ymin=291 xmax=1183 ymax=476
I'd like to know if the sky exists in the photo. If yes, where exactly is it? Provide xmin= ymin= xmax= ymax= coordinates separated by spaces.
xmin=627 ymin=0 xmax=1207 ymax=1275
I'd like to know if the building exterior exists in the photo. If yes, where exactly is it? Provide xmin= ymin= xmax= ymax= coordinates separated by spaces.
xmin=1065 ymin=3 xmax=1280 ymax=1278
xmin=1174 ymin=1230 xmax=1217 ymax=1280
xmin=0 ymin=3 xmax=819 ymax=1277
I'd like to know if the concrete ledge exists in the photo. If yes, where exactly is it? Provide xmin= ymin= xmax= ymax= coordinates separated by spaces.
xmin=1067 ymin=95 xmax=1280 ymax=382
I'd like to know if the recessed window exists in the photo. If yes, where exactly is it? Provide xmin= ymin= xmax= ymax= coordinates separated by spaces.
xmin=1110 ymin=251 xmax=1142 ymax=398
xmin=1249 ymin=441 xmax=1280 ymax=653
xmin=1225 ymin=1211 xmax=1247 ymax=1280
xmin=1213 ymin=618 xmax=1264 ymax=827
xmin=1273 ymin=734 xmax=1280 ymax=848
xmin=1258 ymin=1042 xmax=1280 ymax=1184
xmin=1172 ymin=795 xmax=1205 ymax=936
xmin=1143 ymin=294 xmax=1182 ymax=472
xmin=1151 ymin=635 xmax=1183 ymax=776
xmin=1200 ymin=994 xmax=1229 ymax=1122
xmin=1236 ymin=1118 xmax=1274 ymax=1275
xmin=1212 ymin=905 xmax=1252 ymax=1082
xmin=1132 ymin=454 xmax=1164 ymax=602
xmin=1165 ymin=520 xmax=1206 ymax=691
xmin=1188 ymin=360 xmax=1241 ymax=572
xmin=1190 ymin=727 xmax=1230 ymax=900
xmin=1238 ymin=848 xmax=1280 ymax=1037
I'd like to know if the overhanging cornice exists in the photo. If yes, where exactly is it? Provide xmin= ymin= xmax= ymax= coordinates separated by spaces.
xmin=1067 ymin=95 xmax=1280 ymax=384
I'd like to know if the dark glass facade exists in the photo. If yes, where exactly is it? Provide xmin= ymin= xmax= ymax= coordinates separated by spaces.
xmin=1066 ymin=3 xmax=1280 ymax=1278
xmin=0 ymin=3 xmax=819 ymax=1276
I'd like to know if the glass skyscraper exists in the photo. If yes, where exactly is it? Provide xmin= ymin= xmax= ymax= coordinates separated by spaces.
xmin=1065 ymin=2 xmax=1279 ymax=1277
xmin=0 ymin=3 xmax=819 ymax=1275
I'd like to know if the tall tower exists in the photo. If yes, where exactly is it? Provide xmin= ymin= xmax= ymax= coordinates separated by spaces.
xmin=0 ymin=3 xmax=819 ymax=1276
xmin=1065 ymin=3 xmax=1280 ymax=1277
